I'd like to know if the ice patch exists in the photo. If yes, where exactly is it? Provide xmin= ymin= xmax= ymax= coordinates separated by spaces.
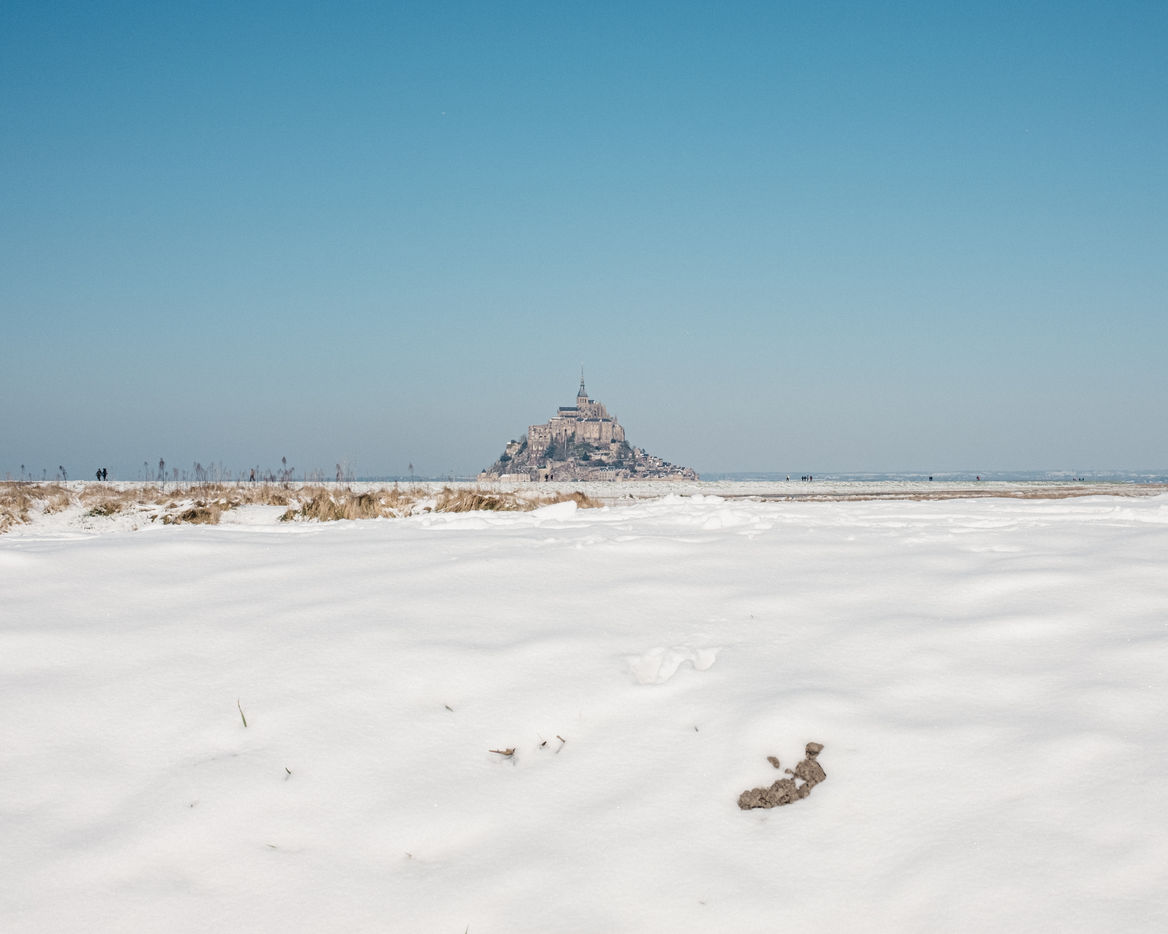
xmin=628 ymin=644 xmax=720 ymax=685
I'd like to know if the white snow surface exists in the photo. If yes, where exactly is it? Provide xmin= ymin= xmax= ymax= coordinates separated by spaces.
xmin=2 ymin=492 xmax=1167 ymax=931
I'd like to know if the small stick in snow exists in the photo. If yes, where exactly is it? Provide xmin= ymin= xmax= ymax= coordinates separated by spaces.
xmin=284 ymin=767 xmax=292 ymax=780
xmin=490 ymin=748 xmax=515 ymax=758
xmin=237 ymin=699 xmax=248 ymax=728
xmin=444 ymin=704 xmax=454 ymax=712
xmin=555 ymin=735 xmax=567 ymax=754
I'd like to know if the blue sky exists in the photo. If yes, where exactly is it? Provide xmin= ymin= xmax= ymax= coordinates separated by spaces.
xmin=2 ymin=1 xmax=1165 ymax=479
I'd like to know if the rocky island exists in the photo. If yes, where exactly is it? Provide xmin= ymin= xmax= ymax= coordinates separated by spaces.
xmin=479 ymin=377 xmax=698 ymax=482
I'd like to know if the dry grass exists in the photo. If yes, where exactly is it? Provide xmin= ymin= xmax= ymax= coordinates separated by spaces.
xmin=72 ymin=483 xmax=285 ymax=526
xmin=433 ymin=488 xmax=529 ymax=513
xmin=274 ymin=484 xmax=601 ymax=522
xmin=0 ymin=481 xmax=293 ymax=531
xmin=279 ymin=485 xmax=416 ymax=522
xmin=0 ymin=481 xmax=602 ymax=532
xmin=545 ymin=490 xmax=602 ymax=510
xmin=84 ymin=500 xmax=124 ymax=517
xmin=5 ymin=479 xmax=1164 ymax=535
xmin=162 ymin=504 xmax=222 ymax=525
xmin=433 ymin=487 xmax=600 ymax=514
xmin=79 ymin=484 xmax=133 ymax=517
xmin=0 ymin=482 xmax=72 ymax=532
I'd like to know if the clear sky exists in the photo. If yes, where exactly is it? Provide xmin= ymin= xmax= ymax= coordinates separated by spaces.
xmin=2 ymin=1 xmax=1165 ymax=480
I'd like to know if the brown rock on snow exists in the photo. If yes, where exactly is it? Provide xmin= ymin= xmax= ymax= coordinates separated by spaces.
xmin=738 ymin=742 xmax=826 ymax=810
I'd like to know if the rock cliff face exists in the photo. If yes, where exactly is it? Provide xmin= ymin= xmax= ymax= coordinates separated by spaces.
xmin=480 ymin=379 xmax=698 ymax=482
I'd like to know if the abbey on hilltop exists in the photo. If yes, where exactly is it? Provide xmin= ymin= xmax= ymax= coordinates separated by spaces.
xmin=479 ymin=375 xmax=698 ymax=482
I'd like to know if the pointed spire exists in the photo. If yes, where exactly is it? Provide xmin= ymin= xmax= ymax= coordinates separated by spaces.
xmin=577 ymin=365 xmax=587 ymax=401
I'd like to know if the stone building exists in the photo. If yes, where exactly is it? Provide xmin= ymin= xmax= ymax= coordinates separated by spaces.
xmin=480 ymin=377 xmax=697 ymax=482
xmin=526 ymin=378 xmax=626 ymax=454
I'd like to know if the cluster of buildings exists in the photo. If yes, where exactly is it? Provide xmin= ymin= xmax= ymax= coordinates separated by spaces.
xmin=479 ymin=377 xmax=698 ymax=482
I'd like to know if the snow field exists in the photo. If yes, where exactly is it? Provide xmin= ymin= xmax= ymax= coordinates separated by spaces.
xmin=2 ymin=494 xmax=1167 ymax=931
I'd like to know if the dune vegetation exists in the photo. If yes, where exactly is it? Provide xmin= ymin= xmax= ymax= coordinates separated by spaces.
xmin=0 ymin=481 xmax=601 ymax=534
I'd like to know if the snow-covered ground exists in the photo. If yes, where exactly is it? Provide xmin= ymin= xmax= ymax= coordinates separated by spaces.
xmin=2 ymin=492 xmax=1166 ymax=931
xmin=473 ymin=476 xmax=1168 ymax=503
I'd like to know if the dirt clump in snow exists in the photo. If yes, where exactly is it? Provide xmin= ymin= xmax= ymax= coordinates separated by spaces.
xmin=738 ymin=742 xmax=826 ymax=810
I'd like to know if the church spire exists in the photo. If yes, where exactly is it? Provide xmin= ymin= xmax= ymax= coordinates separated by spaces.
xmin=577 ymin=365 xmax=587 ymax=402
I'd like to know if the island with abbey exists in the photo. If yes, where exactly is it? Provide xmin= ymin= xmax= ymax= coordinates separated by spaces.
xmin=479 ymin=377 xmax=699 ymax=482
